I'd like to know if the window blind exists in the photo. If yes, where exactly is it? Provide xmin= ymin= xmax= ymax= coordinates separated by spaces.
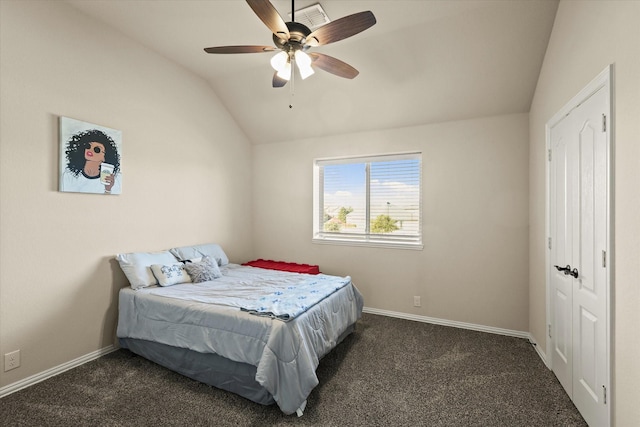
xmin=313 ymin=152 xmax=422 ymax=249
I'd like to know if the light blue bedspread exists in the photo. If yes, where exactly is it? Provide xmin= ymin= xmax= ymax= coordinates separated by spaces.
xmin=117 ymin=264 xmax=364 ymax=415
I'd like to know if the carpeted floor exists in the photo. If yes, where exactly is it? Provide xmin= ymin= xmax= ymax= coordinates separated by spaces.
xmin=1 ymin=313 xmax=587 ymax=426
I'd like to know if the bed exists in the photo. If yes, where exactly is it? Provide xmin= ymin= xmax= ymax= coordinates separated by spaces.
xmin=115 ymin=244 xmax=363 ymax=416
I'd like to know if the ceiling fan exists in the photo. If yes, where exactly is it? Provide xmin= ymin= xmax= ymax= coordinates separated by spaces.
xmin=204 ymin=0 xmax=376 ymax=88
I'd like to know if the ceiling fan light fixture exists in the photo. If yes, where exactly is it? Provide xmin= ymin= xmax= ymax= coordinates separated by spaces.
xmin=294 ymin=50 xmax=315 ymax=79
xmin=270 ymin=51 xmax=289 ymax=71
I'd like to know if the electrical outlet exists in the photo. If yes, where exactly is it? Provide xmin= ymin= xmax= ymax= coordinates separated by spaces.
xmin=4 ymin=350 xmax=20 ymax=371
xmin=413 ymin=296 xmax=421 ymax=307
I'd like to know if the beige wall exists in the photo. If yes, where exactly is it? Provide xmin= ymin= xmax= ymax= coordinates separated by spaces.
xmin=3 ymin=0 xmax=637 ymax=423
xmin=529 ymin=1 xmax=640 ymax=425
xmin=253 ymin=114 xmax=530 ymax=332
xmin=0 ymin=1 xmax=253 ymax=387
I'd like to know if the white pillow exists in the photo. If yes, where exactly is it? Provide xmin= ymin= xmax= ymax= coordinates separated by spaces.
xmin=116 ymin=250 xmax=178 ymax=290
xmin=169 ymin=243 xmax=229 ymax=266
xmin=150 ymin=262 xmax=192 ymax=287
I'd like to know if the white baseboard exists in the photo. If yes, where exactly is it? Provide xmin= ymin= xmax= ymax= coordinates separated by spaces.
xmin=363 ymin=307 xmax=530 ymax=339
xmin=0 ymin=345 xmax=117 ymax=398
xmin=527 ymin=333 xmax=549 ymax=368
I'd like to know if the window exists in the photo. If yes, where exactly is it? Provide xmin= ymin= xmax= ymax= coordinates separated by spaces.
xmin=313 ymin=152 xmax=422 ymax=249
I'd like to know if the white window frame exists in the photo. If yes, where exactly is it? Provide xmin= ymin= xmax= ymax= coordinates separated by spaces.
xmin=313 ymin=152 xmax=423 ymax=250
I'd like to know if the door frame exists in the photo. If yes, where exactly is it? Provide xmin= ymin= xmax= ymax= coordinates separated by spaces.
xmin=544 ymin=64 xmax=613 ymax=426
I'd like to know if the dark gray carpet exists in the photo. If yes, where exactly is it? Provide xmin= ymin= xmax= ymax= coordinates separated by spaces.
xmin=1 ymin=313 xmax=586 ymax=426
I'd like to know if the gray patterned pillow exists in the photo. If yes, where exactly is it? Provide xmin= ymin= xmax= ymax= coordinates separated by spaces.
xmin=183 ymin=255 xmax=222 ymax=283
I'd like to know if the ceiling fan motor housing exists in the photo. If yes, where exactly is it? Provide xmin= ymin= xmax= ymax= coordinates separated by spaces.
xmin=273 ymin=21 xmax=313 ymax=53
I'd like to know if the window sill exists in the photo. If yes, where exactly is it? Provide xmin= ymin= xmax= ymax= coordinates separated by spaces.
xmin=312 ymin=237 xmax=423 ymax=251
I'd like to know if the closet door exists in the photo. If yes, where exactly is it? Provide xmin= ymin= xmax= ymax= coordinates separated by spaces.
xmin=549 ymin=85 xmax=609 ymax=427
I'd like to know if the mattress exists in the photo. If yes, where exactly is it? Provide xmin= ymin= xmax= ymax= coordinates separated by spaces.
xmin=117 ymin=264 xmax=363 ymax=415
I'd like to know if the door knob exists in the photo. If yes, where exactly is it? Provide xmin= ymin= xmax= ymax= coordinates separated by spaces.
xmin=554 ymin=264 xmax=579 ymax=278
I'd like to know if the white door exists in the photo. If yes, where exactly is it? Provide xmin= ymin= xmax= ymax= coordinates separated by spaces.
xmin=549 ymin=83 xmax=609 ymax=427
xmin=550 ymin=112 xmax=573 ymax=395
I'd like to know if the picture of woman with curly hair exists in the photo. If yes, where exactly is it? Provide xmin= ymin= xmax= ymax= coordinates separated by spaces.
xmin=59 ymin=117 xmax=122 ymax=194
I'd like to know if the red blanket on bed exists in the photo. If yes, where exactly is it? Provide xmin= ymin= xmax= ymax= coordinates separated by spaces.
xmin=242 ymin=259 xmax=320 ymax=275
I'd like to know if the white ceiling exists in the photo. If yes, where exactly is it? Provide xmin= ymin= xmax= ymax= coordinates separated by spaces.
xmin=66 ymin=0 xmax=559 ymax=145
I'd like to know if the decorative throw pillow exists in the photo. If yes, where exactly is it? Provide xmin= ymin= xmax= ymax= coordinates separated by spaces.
xmin=150 ymin=263 xmax=192 ymax=287
xmin=183 ymin=255 xmax=222 ymax=283
xmin=116 ymin=250 xmax=179 ymax=290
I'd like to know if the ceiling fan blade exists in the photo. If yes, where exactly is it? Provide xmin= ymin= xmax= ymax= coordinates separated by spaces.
xmin=309 ymin=53 xmax=359 ymax=79
xmin=306 ymin=11 xmax=376 ymax=47
xmin=204 ymin=45 xmax=278 ymax=54
xmin=246 ymin=0 xmax=289 ymax=41
xmin=272 ymin=72 xmax=288 ymax=88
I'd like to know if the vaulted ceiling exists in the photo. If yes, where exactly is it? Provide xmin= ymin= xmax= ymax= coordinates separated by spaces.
xmin=66 ymin=0 xmax=559 ymax=144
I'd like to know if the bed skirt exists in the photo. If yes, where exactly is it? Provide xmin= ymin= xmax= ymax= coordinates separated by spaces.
xmin=119 ymin=322 xmax=356 ymax=407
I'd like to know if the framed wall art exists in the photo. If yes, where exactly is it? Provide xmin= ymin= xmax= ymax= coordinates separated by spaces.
xmin=59 ymin=116 xmax=122 ymax=195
